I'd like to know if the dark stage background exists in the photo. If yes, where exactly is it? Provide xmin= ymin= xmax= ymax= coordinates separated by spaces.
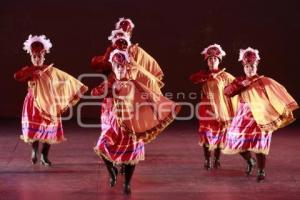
xmin=1 ymin=0 xmax=299 ymax=121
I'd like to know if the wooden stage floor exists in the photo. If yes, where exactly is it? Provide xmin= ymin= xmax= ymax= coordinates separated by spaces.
xmin=1 ymin=120 xmax=300 ymax=200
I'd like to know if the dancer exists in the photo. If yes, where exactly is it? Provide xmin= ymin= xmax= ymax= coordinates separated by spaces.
xmin=223 ymin=47 xmax=298 ymax=182
xmin=92 ymin=50 xmax=180 ymax=194
xmin=90 ymin=17 xmax=165 ymax=175
xmin=190 ymin=44 xmax=238 ymax=170
xmin=14 ymin=35 xmax=88 ymax=166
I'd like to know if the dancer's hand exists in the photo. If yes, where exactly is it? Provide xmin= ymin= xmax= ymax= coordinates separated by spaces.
xmin=241 ymin=79 xmax=251 ymax=87
xmin=31 ymin=69 xmax=43 ymax=79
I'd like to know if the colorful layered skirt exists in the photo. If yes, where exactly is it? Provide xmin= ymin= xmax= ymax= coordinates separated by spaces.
xmin=198 ymin=99 xmax=226 ymax=150
xmin=21 ymin=89 xmax=65 ymax=144
xmin=222 ymin=102 xmax=272 ymax=155
xmin=94 ymin=98 xmax=145 ymax=165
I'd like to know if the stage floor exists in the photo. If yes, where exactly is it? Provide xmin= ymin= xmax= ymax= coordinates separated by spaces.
xmin=1 ymin=120 xmax=300 ymax=200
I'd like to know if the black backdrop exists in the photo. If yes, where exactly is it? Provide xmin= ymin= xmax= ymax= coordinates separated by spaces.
xmin=1 ymin=0 xmax=299 ymax=120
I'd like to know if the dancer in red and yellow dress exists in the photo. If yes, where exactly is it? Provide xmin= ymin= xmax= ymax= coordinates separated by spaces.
xmin=190 ymin=44 xmax=238 ymax=170
xmin=90 ymin=18 xmax=167 ymax=191
xmin=223 ymin=47 xmax=298 ymax=182
xmin=92 ymin=49 xmax=180 ymax=194
xmin=14 ymin=35 xmax=88 ymax=166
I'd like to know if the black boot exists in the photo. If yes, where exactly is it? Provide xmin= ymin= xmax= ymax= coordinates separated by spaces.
xmin=257 ymin=169 xmax=266 ymax=182
xmin=123 ymin=164 xmax=135 ymax=195
xmin=213 ymin=148 xmax=221 ymax=169
xmin=203 ymin=146 xmax=212 ymax=170
xmin=101 ymin=156 xmax=118 ymax=187
xmin=41 ymin=143 xmax=52 ymax=166
xmin=256 ymin=153 xmax=266 ymax=182
xmin=31 ymin=141 xmax=39 ymax=164
xmin=240 ymin=151 xmax=256 ymax=175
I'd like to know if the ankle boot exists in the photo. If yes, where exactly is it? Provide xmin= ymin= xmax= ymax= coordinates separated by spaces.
xmin=246 ymin=158 xmax=256 ymax=176
xmin=123 ymin=164 xmax=135 ymax=195
xmin=41 ymin=143 xmax=51 ymax=166
xmin=101 ymin=156 xmax=118 ymax=187
xmin=257 ymin=169 xmax=266 ymax=182
xmin=203 ymin=146 xmax=211 ymax=170
xmin=213 ymin=148 xmax=221 ymax=169
xmin=240 ymin=151 xmax=256 ymax=175
xmin=31 ymin=141 xmax=39 ymax=164
xmin=256 ymin=153 xmax=266 ymax=182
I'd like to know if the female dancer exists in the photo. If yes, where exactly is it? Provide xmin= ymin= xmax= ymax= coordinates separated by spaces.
xmin=190 ymin=44 xmax=238 ymax=169
xmin=92 ymin=50 xmax=180 ymax=194
xmin=14 ymin=35 xmax=88 ymax=166
xmin=223 ymin=47 xmax=298 ymax=181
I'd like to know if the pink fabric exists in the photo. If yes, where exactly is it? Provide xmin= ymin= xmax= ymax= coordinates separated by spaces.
xmin=94 ymin=98 xmax=145 ymax=164
xmin=222 ymin=102 xmax=272 ymax=155
xmin=21 ymin=89 xmax=65 ymax=144
xmin=198 ymin=98 xmax=226 ymax=150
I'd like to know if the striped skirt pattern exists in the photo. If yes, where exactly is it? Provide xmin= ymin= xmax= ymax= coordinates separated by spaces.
xmin=21 ymin=89 xmax=65 ymax=144
xmin=94 ymin=98 xmax=145 ymax=165
xmin=222 ymin=102 xmax=272 ymax=155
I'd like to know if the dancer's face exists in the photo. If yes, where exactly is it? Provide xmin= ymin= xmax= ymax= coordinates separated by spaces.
xmin=120 ymin=20 xmax=133 ymax=34
xmin=112 ymin=62 xmax=127 ymax=80
xmin=243 ymin=61 xmax=258 ymax=77
xmin=31 ymin=50 xmax=45 ymax=66
xmin=207 ymin=56 xmax=220 ymax=71
xmin=114 ymin=39 xmax=128 ymax=51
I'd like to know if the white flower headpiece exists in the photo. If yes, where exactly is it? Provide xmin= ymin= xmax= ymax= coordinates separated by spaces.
xmin=23 ymin=34 xmax=52 ymax=54
xmin=108 ymin=29 xmax=130 ymax=41
xmin=115 ymin=17 xmax=135 ymax=30
xmin=109 ymin=49 xmax=130 ymax=64
xmin=201 ymin=44 xmax=226 ymax=60
xmin=238 ymin=47 xmax=260 ymax=62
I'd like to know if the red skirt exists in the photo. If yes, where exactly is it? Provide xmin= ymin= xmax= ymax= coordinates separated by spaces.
xmin=94 ymin=98 xmax=145 ymax=165
xmin=198 ymin=99 xmax=225 ymax=150
xmin=222 ymin=102 xmax=272 ymax=155
xmin=21 ymin=89 xmax=65 ymax=144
